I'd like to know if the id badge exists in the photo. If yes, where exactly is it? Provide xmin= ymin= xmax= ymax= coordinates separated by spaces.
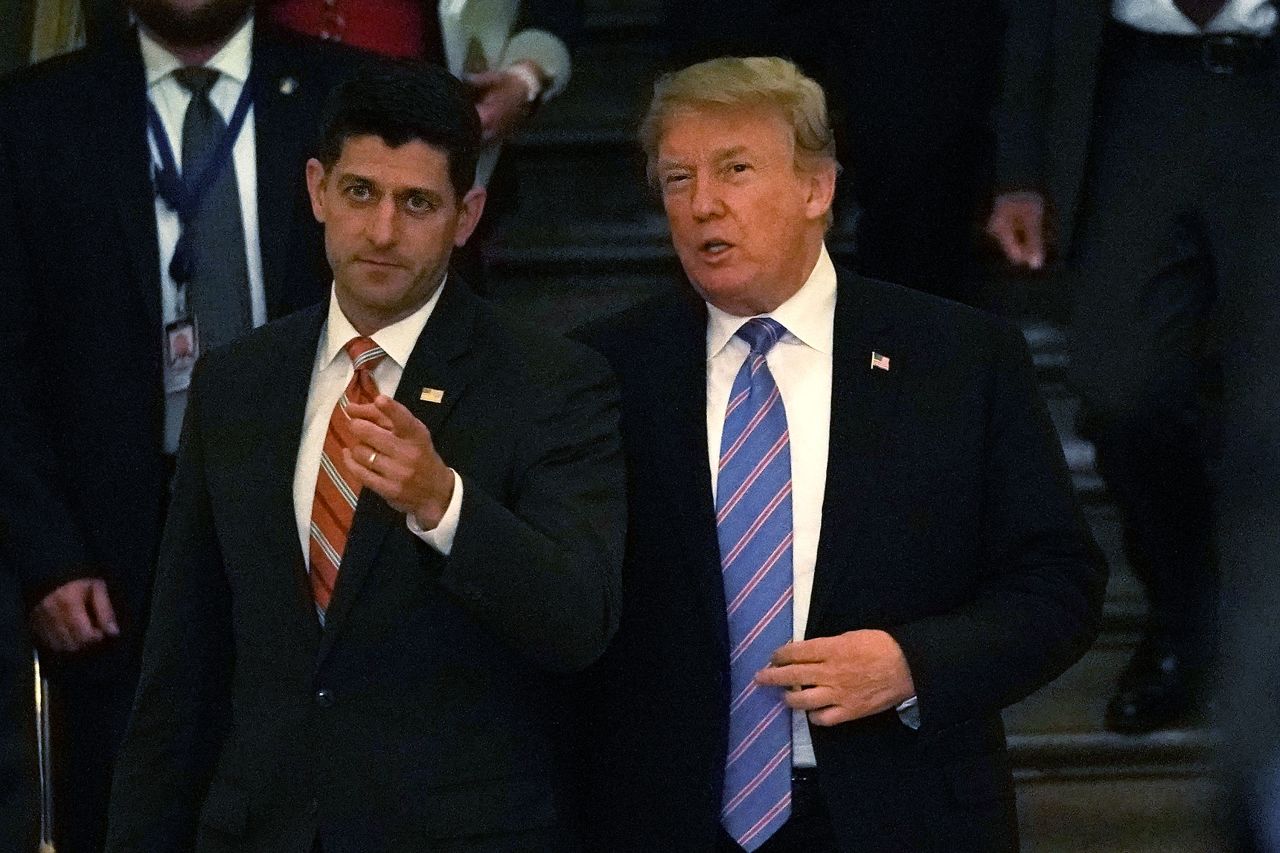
xmin=163 ymin=316 xmax=199 ymax=394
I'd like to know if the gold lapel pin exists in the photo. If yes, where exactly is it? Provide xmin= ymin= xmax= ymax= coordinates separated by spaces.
xmin=419 ymin=387 xmax=445 ymax=404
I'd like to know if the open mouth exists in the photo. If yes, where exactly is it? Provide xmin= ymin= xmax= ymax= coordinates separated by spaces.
xmin=700 ymin=240 xmax=734 ymax=256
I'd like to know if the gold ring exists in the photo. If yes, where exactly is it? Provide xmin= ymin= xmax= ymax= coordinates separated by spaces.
xmin=367 ymin=450 xmax=378 ymax=466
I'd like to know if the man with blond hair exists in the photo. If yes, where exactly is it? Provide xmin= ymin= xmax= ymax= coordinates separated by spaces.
xmin=573 ymin=56 xmax=1106 ymax=852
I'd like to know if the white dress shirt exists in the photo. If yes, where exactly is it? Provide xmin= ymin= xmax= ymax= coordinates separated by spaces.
xmin=292 ymin=285 xmax=464 ymax=570
xmin=141 ymin=16 xmax=267 ymax=453
xmin=1113 ymin=0 xmax=1276 ymax=34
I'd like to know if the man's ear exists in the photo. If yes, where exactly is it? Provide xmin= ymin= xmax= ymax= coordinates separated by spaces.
xmin=804 ymin=159 xmax=837 ymax=222
xmin=305 ymin=158 xmax=328 ymax=224
xmin=452 ymin=185 xmax=489 ymax=248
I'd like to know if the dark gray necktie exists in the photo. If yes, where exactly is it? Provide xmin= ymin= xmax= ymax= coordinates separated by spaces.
xmin=174 ymin=66 xmax=252 ymax=351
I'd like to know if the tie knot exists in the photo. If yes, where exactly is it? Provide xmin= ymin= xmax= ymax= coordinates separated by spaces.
xmin=344 ymin=336 xmax=387 ymax=373
xmin=173 ymin=66 xmax=220 ymax=98
xmin=734 ymin=318 xmax=787 ymax=355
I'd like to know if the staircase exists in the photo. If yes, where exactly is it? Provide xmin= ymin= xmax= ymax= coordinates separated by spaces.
xmin=486 ymin=3 xmax=1224 ymax=850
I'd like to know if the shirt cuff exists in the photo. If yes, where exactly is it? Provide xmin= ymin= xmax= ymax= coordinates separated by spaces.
xmin=896 ymin=695 xmax=921 ymax=730
xmin=503 ymin=61 xmax=543 ymax=103
xmin=502 ymin=29 xmax=571 ymax=101
xmin=405 ymin=469 xmax=463 ymax=556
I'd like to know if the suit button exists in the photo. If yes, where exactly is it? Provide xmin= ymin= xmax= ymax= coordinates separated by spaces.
xmin=315 ymin=688 xmax=334 ymax=707
xmin=307 ymin=798 xmax=319 ymax=816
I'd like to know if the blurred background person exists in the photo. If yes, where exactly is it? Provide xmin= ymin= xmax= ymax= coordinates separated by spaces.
xmin=988 ymin=0 xmax=1280 ymax=735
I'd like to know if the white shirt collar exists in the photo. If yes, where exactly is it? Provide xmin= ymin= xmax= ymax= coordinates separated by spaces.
xmin=139 ymin=14 xmax=254 ymax=89
xmin=705 ymin=243 xmax=837 ymax=360
xmin=318 ymin=278 xmax=448 ymax=372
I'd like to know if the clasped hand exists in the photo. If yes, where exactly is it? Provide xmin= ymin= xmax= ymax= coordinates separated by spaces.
xmin=754 ymin=629 xmax=916 ymax=727
xmin=466 ymin=62 xmax=544 ymax=144
xmin=31 ymin=577 xmax=119 ymax=653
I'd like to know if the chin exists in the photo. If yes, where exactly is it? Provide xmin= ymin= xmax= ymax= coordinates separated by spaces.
xmin=687 ymin=273 xmax=756 ymax=314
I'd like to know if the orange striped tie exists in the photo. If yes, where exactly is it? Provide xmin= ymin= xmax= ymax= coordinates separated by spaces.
xmin=309 ymin=336 xmax=386 ymax=621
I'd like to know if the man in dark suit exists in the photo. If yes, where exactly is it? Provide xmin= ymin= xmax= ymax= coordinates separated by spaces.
xmin=986 ymin=0 xmax=1280 ymax=734
xmin=573 ymin=57 xmax=1106 ymax=852
xmin=0 ymin=2 xmax=372 ymax=849
xmin=104 ymin=61 xmax=623 ymax=853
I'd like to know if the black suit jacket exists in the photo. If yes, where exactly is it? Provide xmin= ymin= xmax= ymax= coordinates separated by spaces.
xmin=104 ymin=280 xmax=624 ymax=853
xmin=0 ymin=24 xmax=373 ymax=663
xmin=573 ymin=268 xmax=1106 ymax=852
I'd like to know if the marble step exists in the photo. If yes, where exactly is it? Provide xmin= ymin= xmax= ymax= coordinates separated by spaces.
xmin=1016 ymin=774 xmax=1224 ymax=852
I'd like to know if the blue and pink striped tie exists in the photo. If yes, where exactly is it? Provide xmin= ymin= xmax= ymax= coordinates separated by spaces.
xmin=717 ymin=317 xmax=794 ymax=851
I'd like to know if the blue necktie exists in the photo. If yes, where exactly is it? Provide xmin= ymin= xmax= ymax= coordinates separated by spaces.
xmin=717 ymin=318 xmax=794 ymax=851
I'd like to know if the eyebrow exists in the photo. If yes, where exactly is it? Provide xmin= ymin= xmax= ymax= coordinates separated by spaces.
xmin=395 ymin=187 xmax=445 ymax=204
xmin=336 ymin=173 xmax=440 ymax=199
xmin=657 ymin=145 xmax=755 ymax=170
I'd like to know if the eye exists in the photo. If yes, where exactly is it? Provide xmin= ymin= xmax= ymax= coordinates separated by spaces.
xmin=662 ymin=172 xmax=691 ymax=191
xmin=728 ymin=162 xmax=751 ymax=175
xmin=344 ymin=183 xmax=373 ymax=202
xmin=405 ymin=193 xmax=435 ymax=214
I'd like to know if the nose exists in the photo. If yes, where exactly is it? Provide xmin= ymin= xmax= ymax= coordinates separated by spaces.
xmin=689 ymin=176 xmax=724 ymax=222
xmin=363 ymin=196 xmax=397 ymax=248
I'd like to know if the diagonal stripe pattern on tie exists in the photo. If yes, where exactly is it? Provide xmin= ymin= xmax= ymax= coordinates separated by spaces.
xmin=309 ymin=336 xmax=386 ymax=623
xmin=717 ymin=317 xmax=794 ymax=851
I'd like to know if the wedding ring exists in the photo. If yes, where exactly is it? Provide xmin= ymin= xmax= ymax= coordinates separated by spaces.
xmin=367 ymin=450 xmax=378 ymax=466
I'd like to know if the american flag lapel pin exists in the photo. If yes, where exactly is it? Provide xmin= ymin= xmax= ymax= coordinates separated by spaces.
xmin=870 ymin=351 xmax=891 ymax=371
xmin=419 ymin=387 xmax=445 ymax=404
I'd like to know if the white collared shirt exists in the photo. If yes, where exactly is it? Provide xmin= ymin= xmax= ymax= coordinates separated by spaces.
xmin=1113 ymin=0 xmax=1276 ymax=34
xmin=705 ymin=245 xmax=836 ymax=767
xmin=292 ymin=284 xmax=464 ymax=568
xmin=141 ymin=16 xmax=266 ymax=452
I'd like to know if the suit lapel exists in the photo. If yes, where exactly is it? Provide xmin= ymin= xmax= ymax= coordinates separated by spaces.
xmin=257 ymin=306 xmax=330 ymax=644
xmin=250 ymin=32 xmax=309 ymax=318
xmin=807 ymin=270 xmax=905 ymax=631
xmin=94 ymin=35 xmax=163 ymax=333
xmin=653 ymin=293 xmax=732 ymax=659
xmin=317 ymin=280 xmax=478 ymax=660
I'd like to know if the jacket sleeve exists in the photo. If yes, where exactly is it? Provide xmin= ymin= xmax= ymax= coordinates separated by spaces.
xmin=0 ymin=96 xmax=98 ymax=605
xmin=886 ymin=323 xmax=1107 ymax=733
xmin=105 ymin=360 xmax=235 ymax=853
xmin=435 ymin=349 xmax=625 ymax=674
xmin=992 ymin=0 xmax=1055 ymax=193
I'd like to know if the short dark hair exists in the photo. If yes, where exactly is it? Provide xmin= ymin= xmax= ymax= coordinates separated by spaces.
xmin=316 ymin=60 xmax=482 ymax=200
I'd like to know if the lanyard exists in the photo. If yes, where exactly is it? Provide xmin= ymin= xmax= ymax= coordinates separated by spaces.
xmin=147 ymin=70 xmax=255 ymax=287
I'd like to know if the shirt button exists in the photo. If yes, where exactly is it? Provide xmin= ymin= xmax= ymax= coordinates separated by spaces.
xmin=315 ymin=688 xmax=334 ymax=707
